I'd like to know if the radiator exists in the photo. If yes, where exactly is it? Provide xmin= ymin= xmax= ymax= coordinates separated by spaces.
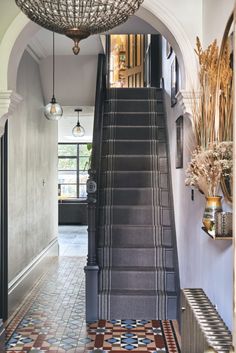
xmin=181 ymin=289 xmax=232 ymax=353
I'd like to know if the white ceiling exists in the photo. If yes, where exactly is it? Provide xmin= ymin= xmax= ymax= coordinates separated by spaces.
xmin=29 ymin=32 xmax=104 ymax=59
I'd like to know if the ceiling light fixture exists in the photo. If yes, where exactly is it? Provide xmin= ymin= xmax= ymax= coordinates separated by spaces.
xmin=72 ymin=109 xmax=85 ymax=137
xmin=44 ymin=32 xmax=63 ymax=121
xmin=15 ymin=0 xmax=144 ymax=55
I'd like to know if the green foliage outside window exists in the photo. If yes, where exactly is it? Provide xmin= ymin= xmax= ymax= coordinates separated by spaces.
xmin=58 ymin=143 xmax=92 ymax=199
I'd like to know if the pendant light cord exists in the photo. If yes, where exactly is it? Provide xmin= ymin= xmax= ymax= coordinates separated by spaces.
xmin=52 ymin=31 xmax=55 ymax=100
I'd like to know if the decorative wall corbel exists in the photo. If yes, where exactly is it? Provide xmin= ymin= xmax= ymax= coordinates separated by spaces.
xmin=0 ymin=91 xmax=23 ymax=137
xmin=176 ymin=90 xmax=200 ymax=118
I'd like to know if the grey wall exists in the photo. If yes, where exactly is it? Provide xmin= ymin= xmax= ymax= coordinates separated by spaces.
xmin=162 ymin=27 xmax=233 ymax=329
xmin=8 ymin=51 xmax=58 ymax=282
xmin=39 ymin=55 xmax=98 ymax=106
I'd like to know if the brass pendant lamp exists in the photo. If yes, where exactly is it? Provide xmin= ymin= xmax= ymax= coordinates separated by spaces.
xmin=15 ymin=0 xmax=144 ymax=55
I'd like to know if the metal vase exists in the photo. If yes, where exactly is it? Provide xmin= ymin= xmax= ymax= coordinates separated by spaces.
xmin=202 ymin=196 xmax=222 ymax=233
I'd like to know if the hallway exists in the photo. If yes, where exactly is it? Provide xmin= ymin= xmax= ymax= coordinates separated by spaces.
xmin=6 ymin=226 xmax=87 ymax=352
xmin=0 ymin=0 xmax=234 ymax=351
xmin=5 ymin=227 xmax=181 ymax=353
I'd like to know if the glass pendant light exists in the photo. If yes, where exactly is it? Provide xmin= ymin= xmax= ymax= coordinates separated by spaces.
xmin=72 ymin=109 xmax=85 ymax=137
xmin=44 ymin=32 xmax=63 ymax=121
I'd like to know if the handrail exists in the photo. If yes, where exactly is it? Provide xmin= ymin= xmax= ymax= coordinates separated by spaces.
xmin=86 ymin=53 xmax=106 ymax=267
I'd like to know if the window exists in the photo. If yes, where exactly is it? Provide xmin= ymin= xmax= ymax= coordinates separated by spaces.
xmin=58 ymin=143 xmax=92 ymax=199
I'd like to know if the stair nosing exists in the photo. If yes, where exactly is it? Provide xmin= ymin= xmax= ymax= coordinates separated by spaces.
xmin=102 ymin=139 xmax=165 ymax=142
xmin=99 ymin=290 xmax=177 ymax=295
xmin=102 ymin=155 xmax=165 ymax=157
xmin=99 ymin=224 xmax=171 ymax=228
xmin=105 ymin=99 xmax=162 ymax=102
xmin=104 ymin=112 xmax=164 ymax=115
xmin=100 ymin=266 xmax=175 ymax=271
xmin=102 ymin=170 xmax=168 ymax=174
xmin=99 ymin=205 xmax=171 ymax=209
xmin=104 ymin=125 xmax=164 ymax=128
xmin=100 ymin=187 xmax=160 ymax=190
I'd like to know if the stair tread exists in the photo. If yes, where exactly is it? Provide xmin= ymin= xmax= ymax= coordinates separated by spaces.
xmin=104 ymin=126 xmax=163 ymax=128
xmin=98 ymin=245 xmax=174 ymax=250
xmin=99 ymin=224 xmax=171 ymax=228
xmin=101 ymin=187 xmax=159 ymax=190
xmin=99 ymin=289 xmax=177 ymax=296
xmin=103 ymin=140 xmax=164 ymax=143
xmin=105 ymin=99 xmax=162 ymax=102
xmin=102 ymin=155 xmax=163 ymax=157
xmin=104 ymin=111 xmax=164 ymax=115
xmin=100 ymin=205 xmax=171 ymax=209
xmin=100 ymin=266 xmax=175 ymax=271
xmin=102 ymin=170 xmax=167 ymax=173
xmin=108 ymin=87 xmax=161 ymax=90
xmin=98 ymin=245 xmax=174 ymax=249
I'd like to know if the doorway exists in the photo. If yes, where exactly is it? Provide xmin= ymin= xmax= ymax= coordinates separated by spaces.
xmin=108 ymin=34 xmax=145 ymax=88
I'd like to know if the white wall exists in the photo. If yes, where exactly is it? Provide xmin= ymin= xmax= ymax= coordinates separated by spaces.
xmin=39 ymin=55 xmax=98 ymax=106
xmin=154 ymin=0 xmax=203 ymax=43
xmin=203 ymin=0 xmax=234 ymax=46
xmin=8 ymin=51 xmax=58 ymax=282
xmin=162 ymin=0 xmax=234 ymax=329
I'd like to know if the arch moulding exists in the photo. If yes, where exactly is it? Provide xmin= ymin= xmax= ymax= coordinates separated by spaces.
xmin=0 ymin=2 xmax=198 ymax=136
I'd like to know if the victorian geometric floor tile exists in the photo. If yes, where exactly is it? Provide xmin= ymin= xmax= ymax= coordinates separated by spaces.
xmin=86 ymin=320 xmax=181 ymax=352
xmin=5 ymin=227 xmax=181 ymax=353
xmin=5 ymin=256 xmax=87 ymax=353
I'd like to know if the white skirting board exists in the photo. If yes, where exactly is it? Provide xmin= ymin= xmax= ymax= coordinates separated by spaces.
xmin=8 ymin=238 xmax=59 ymax=318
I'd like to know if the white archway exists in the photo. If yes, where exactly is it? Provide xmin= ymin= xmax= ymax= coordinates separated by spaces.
xmin=0 ymin=1 xmax=199 ymax=132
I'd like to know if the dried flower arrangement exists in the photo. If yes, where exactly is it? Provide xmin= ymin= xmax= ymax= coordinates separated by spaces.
xmin=185 ymin=142 xmax=233 ymax=197
xmin=186 ymin=36 xmax=233 ymax=198
xmin=192 ymin=37 xmax=233 ymax=147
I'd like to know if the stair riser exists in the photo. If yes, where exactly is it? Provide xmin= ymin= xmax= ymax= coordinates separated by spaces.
xmin=98 ymin=226 xmax=173 ymax=248
xmin=103 ymin=127 xmax=166 ymax=141
xmin=99 ymin=270 xmax=176 ymax=291
xmin=102 ymin=141 xmax=167 ymax=156
xmin=105 ymin=100 xmax=163 ymax=113
xmin=104 ymin=113 xmax=165 ymax=127
xmin=101 ymin=172 xmax=169 ymax=188
xmin=98 ymin=248 xmax=174 ymax=268
xmin=101 ymin=156 xmax=168 ymax=172
xmin=107 ymin=88 xmax=163 ymax=100
xmin=99 ymin=294 xmax=178 ymax=320
xmin=99 ymin=206 xmax=172 ymax=226
xmin=100 ymin=189 xmax=170 ymax=207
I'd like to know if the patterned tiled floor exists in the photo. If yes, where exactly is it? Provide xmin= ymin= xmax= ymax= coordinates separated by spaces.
xmin=5 ymin=227 xmax=181 ymax=353
xmin=86 ymin=320 xmax=180 ymax=353
xmin=6 ymin=256 xmax=87 ymax=353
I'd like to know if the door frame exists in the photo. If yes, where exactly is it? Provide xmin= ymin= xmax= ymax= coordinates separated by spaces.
xmin=0 ymin=122 xmax=8 ymax=321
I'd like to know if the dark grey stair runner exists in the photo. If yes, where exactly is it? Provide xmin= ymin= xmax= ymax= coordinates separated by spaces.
xmin=98 ymin=87 xmax=179 ymax=320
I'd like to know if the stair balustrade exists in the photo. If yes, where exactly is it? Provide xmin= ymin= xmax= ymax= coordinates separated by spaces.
xmin=85 ymin=53 xmax=106 ymax=322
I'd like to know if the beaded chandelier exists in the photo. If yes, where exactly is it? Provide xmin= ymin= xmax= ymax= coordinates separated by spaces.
xmin=15 ymin=0 xmax=144 ymax=54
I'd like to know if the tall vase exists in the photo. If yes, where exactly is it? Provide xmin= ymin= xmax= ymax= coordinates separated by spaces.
xmin=202 ymin=196 xmax=222 ymax=232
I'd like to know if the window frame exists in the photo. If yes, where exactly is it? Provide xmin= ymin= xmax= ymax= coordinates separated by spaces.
xmin=58 ymin=142 xmax=91 ymax=200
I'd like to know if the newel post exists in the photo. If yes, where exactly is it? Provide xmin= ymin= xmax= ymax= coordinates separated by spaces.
xmin=84 ymin=169 xmax=99 ymax=322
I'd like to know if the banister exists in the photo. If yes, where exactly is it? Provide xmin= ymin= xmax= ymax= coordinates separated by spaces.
xmin=85 ymin=53 xmax=106 ymax=322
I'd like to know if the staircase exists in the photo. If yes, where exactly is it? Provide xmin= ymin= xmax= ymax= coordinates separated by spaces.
xmin=97 ymin=87 xmax=179 ymax=320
